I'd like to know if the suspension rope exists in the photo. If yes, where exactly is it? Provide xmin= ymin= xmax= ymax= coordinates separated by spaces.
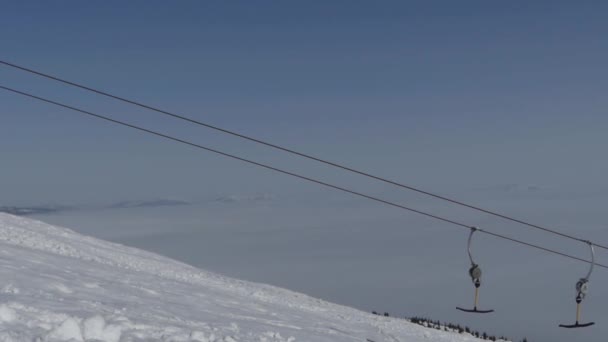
xmin=1 ymin=60 xmax=604 ymax=251
xmin=1 ymin=84 xmax=604 ymax=270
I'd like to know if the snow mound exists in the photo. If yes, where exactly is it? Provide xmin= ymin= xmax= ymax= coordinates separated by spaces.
xmin=0 ymin=213 xmax=488 ymax=341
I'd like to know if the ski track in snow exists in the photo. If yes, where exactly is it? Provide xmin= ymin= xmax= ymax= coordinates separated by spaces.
xmin=0 ymin=213 xmax=496 ymax=341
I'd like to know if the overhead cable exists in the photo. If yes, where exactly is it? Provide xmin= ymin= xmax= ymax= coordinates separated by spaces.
xmin=1 ymin=84 xmax=604 ymax=270
xmin=1 ymin=60 xmax=604 ymax=251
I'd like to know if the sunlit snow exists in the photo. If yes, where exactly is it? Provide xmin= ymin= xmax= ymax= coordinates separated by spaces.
xmin=0 ymin=213 xmax=493 ymax=341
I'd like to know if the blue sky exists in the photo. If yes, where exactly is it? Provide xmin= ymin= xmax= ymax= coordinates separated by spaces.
xmin=1 ymin=1 xmax=608 ymax=204
xmin=3 ymin=3 xmax=608 ymax=341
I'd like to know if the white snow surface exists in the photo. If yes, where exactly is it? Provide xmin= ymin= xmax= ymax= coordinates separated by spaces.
xmin=0 ymin=213 xmax=488 ymax=341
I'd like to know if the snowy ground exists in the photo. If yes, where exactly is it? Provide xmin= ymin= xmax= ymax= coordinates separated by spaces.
xmin=0 ymin=213 xmax=491 ymax=342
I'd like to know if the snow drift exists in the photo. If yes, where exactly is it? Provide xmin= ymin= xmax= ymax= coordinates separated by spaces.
xmin=0 ymin=213 xmax=488 ymax=341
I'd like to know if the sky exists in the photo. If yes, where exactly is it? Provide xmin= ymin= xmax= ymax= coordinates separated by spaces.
xmin=2 ymin=1 xmax=608 ymax=204
xmin=2 ymin=1 xmax=608 ymax=341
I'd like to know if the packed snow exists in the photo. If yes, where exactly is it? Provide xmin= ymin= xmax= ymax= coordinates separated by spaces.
xmin=0 ymin=213 xmax=493 ymax=341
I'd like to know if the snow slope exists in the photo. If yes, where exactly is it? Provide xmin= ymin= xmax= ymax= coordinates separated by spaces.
xmin=0 ymin=213 xmax=488 ymax=342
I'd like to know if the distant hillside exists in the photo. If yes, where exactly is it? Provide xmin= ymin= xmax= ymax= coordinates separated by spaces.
xmin=108 ymin=199 xmax=191 ymax=209
xmin=0 ymin=205 xmax=69 ymax=216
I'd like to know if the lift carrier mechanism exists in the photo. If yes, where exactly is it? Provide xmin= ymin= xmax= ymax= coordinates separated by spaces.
xmin=559 ymin=241 xmax=595 ymax=328
xmin=457 ymin=227 xmax=494 ymax=314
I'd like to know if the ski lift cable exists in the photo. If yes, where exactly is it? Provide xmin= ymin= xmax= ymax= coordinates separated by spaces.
xmin=1 ymin=59 xmax=605 ymax=251
xmin=1 ymin=84 xmax=606 ymax=271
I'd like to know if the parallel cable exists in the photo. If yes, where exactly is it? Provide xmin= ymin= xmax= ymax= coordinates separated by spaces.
xmin=1 ymin=84 xmax=605 ymax=270
xmin=1 ymin=60 xmax=605 ymax=251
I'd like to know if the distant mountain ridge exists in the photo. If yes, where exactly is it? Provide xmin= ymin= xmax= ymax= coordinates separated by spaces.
xmin=0 ymin=205 xmax=71 ymax=216
xmin=213 ymin=193 xmax=275 ymax=204
xmin=108 ymin=199 xmax=191 ymax=209
xmin=1 ymin=193 xmax=275 ymax=217
xmin=481 ymin=184 xmax=544 ymax=193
